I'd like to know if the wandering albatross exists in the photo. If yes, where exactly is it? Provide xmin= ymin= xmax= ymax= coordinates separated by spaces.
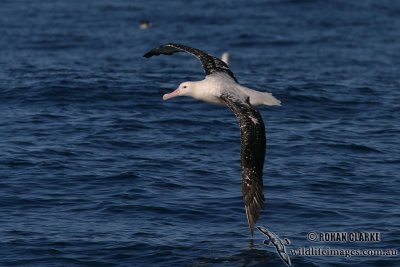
xmin=144 ymin=43 xmax=281 ymax=236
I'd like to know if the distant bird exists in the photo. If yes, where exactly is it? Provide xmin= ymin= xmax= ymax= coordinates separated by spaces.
xmin=257 ymin=226 xmax=291 ymax=266
xmin=144 ymin=43 xmax=280 ymax=236
xmin=221 ymin=52 xmax=229 ymax=65
xmin=139 ymin=20 xmax=152 ymax=29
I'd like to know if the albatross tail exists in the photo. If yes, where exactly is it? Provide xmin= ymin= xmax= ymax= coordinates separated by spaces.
xmin=254 ymin=91 xmax=281 ymax=106
xmin=239 ymin=86 xmax=281 ymax=106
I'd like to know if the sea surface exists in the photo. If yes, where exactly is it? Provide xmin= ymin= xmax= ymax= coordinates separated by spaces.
xmin=0 ymin=0 xmax=399 ymax=266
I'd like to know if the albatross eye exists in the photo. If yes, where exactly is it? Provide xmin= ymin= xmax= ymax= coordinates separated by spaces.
xmin=183 ymin=86 xmax=187 ymax=88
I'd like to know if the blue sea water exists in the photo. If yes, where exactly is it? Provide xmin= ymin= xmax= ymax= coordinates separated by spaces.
xmin=1 ymin=0 xmax=399 ymax=266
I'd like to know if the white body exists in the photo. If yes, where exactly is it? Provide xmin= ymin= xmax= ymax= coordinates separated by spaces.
xmin=164 ymin=73 xmax=281 ymax=107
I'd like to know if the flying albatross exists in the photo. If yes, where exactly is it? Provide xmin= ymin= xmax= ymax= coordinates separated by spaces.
xmin=144 ymin=43 xmax=281 ymax=236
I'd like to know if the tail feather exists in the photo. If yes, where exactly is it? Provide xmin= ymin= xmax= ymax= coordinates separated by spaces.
xmin=257 ymin=91 xmax=281 ymax=106
xmin=239 ymin=86 xmax=281 ymax=106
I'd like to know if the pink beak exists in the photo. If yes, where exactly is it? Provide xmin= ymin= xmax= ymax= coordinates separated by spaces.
xmin=163 ymin=88 xmax=180 ymax=101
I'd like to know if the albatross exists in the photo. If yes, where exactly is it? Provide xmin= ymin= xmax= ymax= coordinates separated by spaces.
xmin=144 ymin=43 xmax=281 ymax=236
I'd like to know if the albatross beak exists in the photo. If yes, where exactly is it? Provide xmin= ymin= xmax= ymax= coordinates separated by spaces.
xmin=163 ymin=88 xmax=180 ymax=101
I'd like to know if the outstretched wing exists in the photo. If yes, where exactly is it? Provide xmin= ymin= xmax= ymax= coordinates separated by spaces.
xmin=143 ymin=43 xmax=238 ymax=82
xmin=257 ymin=226 xmax=273 ymax=239
xmin=219 ymin=93 xmax=266 ymax=236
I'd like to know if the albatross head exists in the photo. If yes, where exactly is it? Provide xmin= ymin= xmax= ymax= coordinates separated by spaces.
xmin=163 ymin=82 xmax=195 ymax=101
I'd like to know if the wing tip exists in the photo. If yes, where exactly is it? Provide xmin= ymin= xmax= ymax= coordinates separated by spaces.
xmin=143 ymin=44 xmax=179 ymax=58
xmin=245 ymin=206 xmax=255 ymax=237
xmin=143 ymin=52 xmax=153 ymax=58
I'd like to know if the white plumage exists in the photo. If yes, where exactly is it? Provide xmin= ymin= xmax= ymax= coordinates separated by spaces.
xmin=163 ymin=73 xmax=281 ymax=107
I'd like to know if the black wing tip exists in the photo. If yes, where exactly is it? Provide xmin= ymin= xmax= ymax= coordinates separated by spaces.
xmin=143 ymin=44 xmax=180 ymax=58
xmin=143 ymin=51 xmax=175 ymax=58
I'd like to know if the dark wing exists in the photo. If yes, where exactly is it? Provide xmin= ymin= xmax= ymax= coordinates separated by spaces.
xmin=257 ymin=226 xmax=273 ymax=239
xmin=277 ymin=248 xmax=292 ymax=266
xmin=143 ymin=43 xmax=238 ymax=82
xmin=219 ymin=93 xmax=266 ymax=236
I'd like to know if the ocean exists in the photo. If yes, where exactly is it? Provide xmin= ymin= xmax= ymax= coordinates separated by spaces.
xmin=0 ymin=0 xmax=399 ymax=266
